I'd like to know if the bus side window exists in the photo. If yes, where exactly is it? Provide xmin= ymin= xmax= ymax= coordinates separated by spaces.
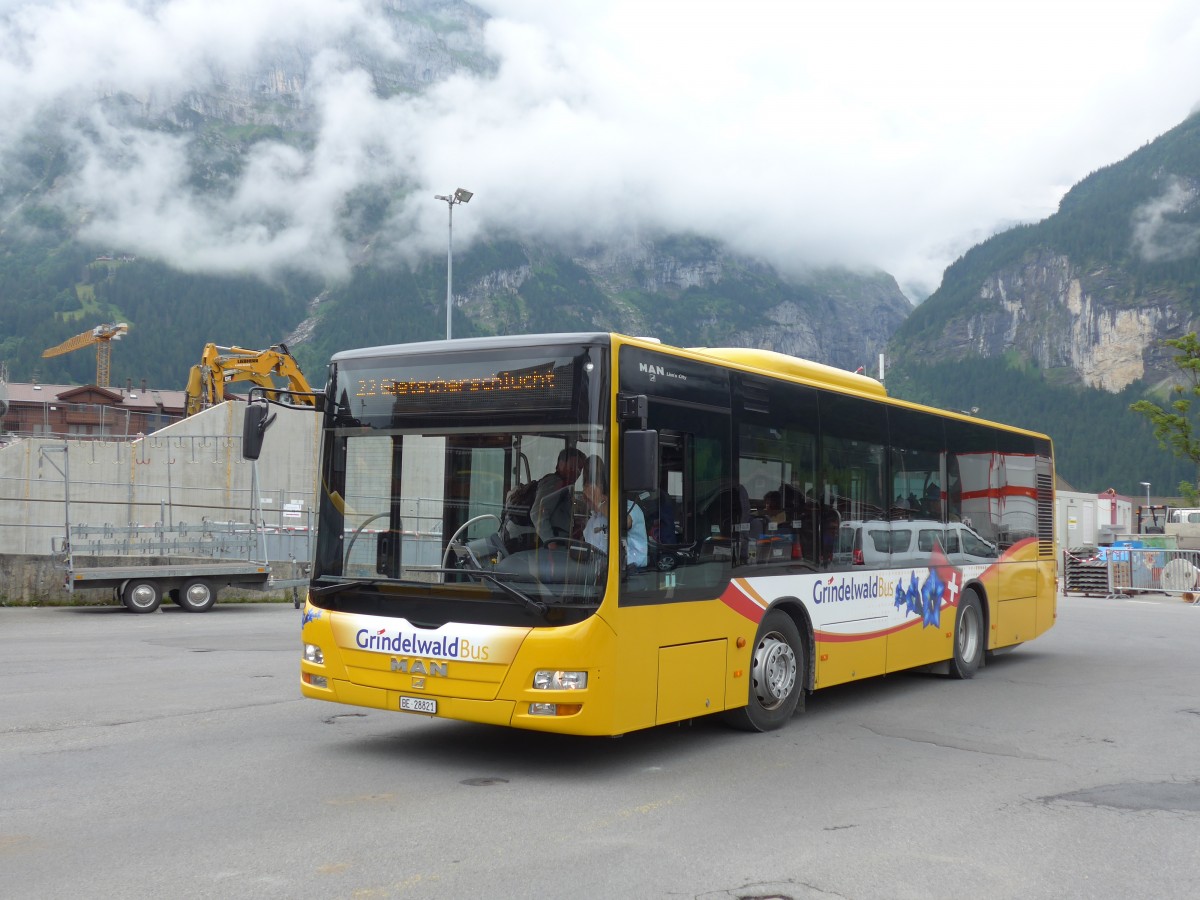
xmin=622 ymin=404 xmax=733 ymax=602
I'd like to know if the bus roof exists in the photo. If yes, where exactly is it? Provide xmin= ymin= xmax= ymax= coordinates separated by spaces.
xmin=328 ymin=331 xmax=1048 ymax=442
xmin=330 ymin=332 xmax=613 ymax=362
xmin=687 ymin=345 xmax=888 ymax=399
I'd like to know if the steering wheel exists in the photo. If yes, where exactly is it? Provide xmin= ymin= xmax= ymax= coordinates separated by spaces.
xmin=442 ymin=514 xmax=501 ymax=570
xmin=343 ymin=512 xmax=393 ymax=569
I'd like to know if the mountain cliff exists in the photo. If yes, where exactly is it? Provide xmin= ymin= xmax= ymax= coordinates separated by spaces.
xmin=282 ymin=235 xmax=911 ymax=377
xmin=892 ymin=113 xmax=1200 ymax=392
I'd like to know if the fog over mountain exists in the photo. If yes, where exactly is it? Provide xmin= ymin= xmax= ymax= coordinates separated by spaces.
xmin=1 ymin=0 xmax=1198 ymax=297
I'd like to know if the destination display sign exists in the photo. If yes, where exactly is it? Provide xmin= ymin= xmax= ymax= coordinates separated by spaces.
xmin=341 ymin=355 xmax=577 ymax=417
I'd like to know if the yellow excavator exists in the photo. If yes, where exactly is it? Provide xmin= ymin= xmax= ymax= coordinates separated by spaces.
xmin=185 ymin=342 xmax=316 ymax=417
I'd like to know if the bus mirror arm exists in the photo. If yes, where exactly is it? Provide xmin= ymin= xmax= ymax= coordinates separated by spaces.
xmin=617 ymin=393 xmax=648 ymax=429
xmin=242 ymin=386 xmax=326 ymax=460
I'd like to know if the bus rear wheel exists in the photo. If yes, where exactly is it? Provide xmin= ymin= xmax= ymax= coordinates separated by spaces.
xmin=722 ymin=609 xmax=804 ymax=732
xmin=949 ymin=589 xmax=984 ymax=679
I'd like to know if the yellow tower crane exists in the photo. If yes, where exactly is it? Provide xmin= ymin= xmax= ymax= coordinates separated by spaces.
xmin=41 ymin=322 xmax=130 ymax=388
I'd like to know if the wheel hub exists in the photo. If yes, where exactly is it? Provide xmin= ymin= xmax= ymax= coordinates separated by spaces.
xmin=752 ymin=632 xmax=797 ymax=709
xmin=185 ymin=584 xmax=211 ymax=604
xmin=129 ymin=584 xmax=157 ymax=609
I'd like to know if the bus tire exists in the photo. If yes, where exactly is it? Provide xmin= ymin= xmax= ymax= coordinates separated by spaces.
xmin=722 ymin=609 xmax=803 ymax=732
xmin=178 ymin=579 xmax=217 ymax=613
xmin=122 ymin=580 xmax=162 ymax=614
xmin=949 ymin=589 xmax=984 ymax=679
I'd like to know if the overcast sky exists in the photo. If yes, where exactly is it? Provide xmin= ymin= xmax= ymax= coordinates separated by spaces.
xmin=1 ymin=0 xmax=1198 ymax=299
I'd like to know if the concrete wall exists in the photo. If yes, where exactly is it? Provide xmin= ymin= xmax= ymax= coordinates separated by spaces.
xmin=0 ymin=401 xmax=319 ymax=553
xmin=0 ymin=401 xmax=320 ymax=602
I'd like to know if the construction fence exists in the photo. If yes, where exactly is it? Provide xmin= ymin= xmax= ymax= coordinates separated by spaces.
xmin=1063 ymin=543 xmax=1200 ymax=600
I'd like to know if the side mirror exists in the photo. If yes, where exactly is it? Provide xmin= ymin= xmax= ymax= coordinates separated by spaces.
xmin=623 ymin=429 xmax=658 ymax=494
xmin=242 ymin=401 xmax=276 ymax=460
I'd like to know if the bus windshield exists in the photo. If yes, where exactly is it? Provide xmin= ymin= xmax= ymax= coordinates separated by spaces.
xmin=310 ymin=340 xmax=609 ymax=626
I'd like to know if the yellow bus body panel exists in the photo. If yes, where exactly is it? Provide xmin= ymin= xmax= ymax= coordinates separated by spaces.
xmin=301 ymin=603 xmax=630 ymax=736
xmin=299 ymin=333 xmax=1056 ymax=736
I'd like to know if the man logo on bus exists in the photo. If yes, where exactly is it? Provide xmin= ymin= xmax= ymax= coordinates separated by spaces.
xmin=390 ymin=657 xmax=449 ymax=677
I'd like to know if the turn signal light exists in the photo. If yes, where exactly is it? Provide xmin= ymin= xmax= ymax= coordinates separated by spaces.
xmin=529 ymin=702 xmax=583 ymax=716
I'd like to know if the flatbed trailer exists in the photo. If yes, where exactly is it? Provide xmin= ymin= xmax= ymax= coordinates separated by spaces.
xmin=66 ymin=561 xmax=276 ymax=613
xmin=40 ymin=441 xmax=312 ymax=613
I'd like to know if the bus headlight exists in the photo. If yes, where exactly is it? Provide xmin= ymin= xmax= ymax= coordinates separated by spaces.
xmin=533 ymin=669 xmax=587 ymax=690
xmin=304 ymin=643 xmax=324 ymax=664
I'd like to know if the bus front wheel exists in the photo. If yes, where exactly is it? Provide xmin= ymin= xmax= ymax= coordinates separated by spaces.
xmin=949 ymin=589 xmax=984 ymax=679
xmin=722 ymin=609 xmax=804 ymax=732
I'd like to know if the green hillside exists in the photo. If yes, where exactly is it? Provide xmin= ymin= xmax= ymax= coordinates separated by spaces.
xmin=886 ymin=355 xmax=1193 ymax=495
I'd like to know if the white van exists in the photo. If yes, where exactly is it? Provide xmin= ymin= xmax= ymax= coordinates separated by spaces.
xmin=834 ymin=519 xmax=998 ymax=569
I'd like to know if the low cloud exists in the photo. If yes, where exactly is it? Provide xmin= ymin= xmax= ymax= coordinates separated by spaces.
xmin=1131 ymin=177 xmax=1200 ymax=263
xmin=1 ymin=0 xmax=1199 ymax=295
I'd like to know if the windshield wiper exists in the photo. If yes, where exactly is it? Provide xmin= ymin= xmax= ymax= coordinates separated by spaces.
xmin=310 ymin=578 xmax=387 ymax=597
xmin=428 ymin=568 xmax=548 ymax=618
xmin=314 ymin=570 xmax=550 ymax=619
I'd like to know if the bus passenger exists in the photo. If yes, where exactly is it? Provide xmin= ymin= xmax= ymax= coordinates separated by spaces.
xmin=581 ymin=457 xmax=648 ymax=569
xmin=531 ymin=447 xmax=587 ymax=547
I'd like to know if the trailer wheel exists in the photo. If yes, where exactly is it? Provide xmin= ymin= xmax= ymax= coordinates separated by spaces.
xmin=122 ymin=580 xmax=162 ymax=613
xmin=178 ymin=579 xmax=217 ymax=613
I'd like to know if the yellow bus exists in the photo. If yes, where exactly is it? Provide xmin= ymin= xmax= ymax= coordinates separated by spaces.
xmin=246 ymin=332 xmax=1056 ymax=735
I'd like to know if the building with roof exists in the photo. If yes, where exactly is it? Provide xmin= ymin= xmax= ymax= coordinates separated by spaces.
xmin=0 ymin=381 xmax=186 ymax=440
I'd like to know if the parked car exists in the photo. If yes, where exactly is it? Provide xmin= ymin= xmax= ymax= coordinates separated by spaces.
xmin=833 ymin=519 xmax=999 ymax=569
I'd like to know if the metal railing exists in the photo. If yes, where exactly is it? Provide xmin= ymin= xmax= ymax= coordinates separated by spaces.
xmin=1063 ymin=545 xmax=1200 ymax=600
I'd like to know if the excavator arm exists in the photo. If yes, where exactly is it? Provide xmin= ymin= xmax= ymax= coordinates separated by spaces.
xmin=185 ymin=343 xmax=315 ymax=417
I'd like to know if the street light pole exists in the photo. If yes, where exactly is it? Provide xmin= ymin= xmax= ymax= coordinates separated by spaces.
xmin=433 ymin=188 xmax=473 ymax=339
xmin=1140 ymin=481 xmax=1151 ymax=533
